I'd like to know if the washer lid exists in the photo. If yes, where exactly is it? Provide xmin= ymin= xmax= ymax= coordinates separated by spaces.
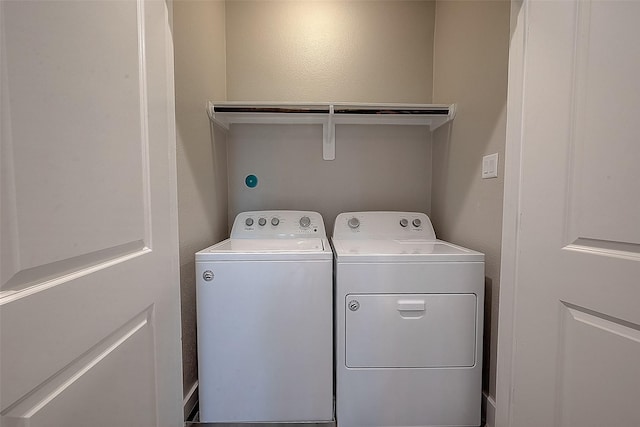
xmin=332 ymin=239 xmax=484 ymax=262
xmin=196 ymin=238 xmax=331 ymax=261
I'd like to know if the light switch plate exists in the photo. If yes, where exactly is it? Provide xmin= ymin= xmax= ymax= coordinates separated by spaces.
xmin=482 ymin=153 xmax=499 ymax=179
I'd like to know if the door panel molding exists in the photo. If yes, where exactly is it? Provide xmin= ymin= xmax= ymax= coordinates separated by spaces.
xmin=561 ymin=301 xmax=640 ymax=345
xmin=0 ymin=243 xmax=150 ymax=305
xmin=556 ymin=302 xmax=640 ymax=427
xmin=1 ymin=307 xmax=153 ymax=419
xmin=1 ymin=0 xmax=153 ymax=298
xmin=565 ymin=0 xmax=640 ymax=250
xmin=2 ymin=307 xmax=157 ymax=427
xmin=564 ymin=238 xmax=640 ymax=261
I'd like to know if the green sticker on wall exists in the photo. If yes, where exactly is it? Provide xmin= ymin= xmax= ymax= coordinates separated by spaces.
xmin=245 ymin=174 xmax=258 ymax=188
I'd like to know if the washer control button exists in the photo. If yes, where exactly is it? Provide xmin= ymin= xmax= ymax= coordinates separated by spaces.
xmin=258 ymin=217 xmax=267 ymax=226
xmin=271 ymin=217 xmax=280 ymax=226
xmin=245 ymin=218 xmax=254 ymax=227
xmin=412 ymin=218 xmax=422 ymax=228
xmin=348 ymin=217 xmax=360 ymax=229
xmin=299 ymin=216 xmax=311 ymax=228
xmin=399 ymin=218 xmax=409 ymax=227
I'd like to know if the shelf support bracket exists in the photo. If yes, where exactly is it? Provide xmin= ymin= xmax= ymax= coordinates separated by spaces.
xmin=206 ymin=101 xmax=229 ymax=131
xmin=323 ymin=105 xmax=335 ymax=160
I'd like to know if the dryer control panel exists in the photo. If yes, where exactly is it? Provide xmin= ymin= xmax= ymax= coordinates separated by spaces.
xmin=231 ymin=210 xmax=327 ymax=238
xmin=333 ymin=211 xmax=436 ymax=240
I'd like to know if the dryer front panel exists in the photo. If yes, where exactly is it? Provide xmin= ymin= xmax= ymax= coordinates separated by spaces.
xmin=345 ymin=293 xmax=477 ymax=368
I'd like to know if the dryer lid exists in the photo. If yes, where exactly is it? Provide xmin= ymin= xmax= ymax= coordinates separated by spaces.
xmin=332 ymin=239 xmax=484 ymax=262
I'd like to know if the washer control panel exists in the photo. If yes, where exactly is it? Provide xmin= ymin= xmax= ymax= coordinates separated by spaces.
xmin=333 ymin=212 xmax=436 ymax=240
xmin=231 ymin=210 xmax=326 ymax=238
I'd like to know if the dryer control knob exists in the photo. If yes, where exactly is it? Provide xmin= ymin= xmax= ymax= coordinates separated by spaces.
xmin=271 ymin=217 xmax=280 ymax=226
xmin=299 ymin=216 xmax=311 ymax=228
xmin=245 ymin=218 xmax=254 ymax=227
xmin=399 ymin=218 xmax=409 ymax=227
xmin=348 ymin=217 xmax=360 ymax=229
xmin=412 ymin=218 xmax=422 ymax=228
xmin=258 ymin=217 xmax=267 ymax=226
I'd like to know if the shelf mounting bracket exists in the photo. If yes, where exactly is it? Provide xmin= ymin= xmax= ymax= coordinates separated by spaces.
xmin=323 ymin=105 xmax=335 ymax=161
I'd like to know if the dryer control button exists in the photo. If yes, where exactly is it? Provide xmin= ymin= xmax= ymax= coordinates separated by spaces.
xmin=348 ymin=300 xmax=360 ymax=311
xmin=299 ymin=216 xmax=311 ymax=228
xmin=412 ymin=218 xmax=422 ymax=228
xmin=399 ymin=218 xmax=409 ymax=227
xmin=258 ymin=217 xmax=267 ymax=226
xmin=271 ymin=217 xmax=280 ymax=226
xmin=348 ymin=217 xmax=360 ymax=229
xmin=245 ymin=218 xmax=254 ymax=227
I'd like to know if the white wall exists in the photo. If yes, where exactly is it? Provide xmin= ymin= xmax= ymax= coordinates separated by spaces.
xmin=225 ymin=0 xmax=435 ymax=102
xmin=431 ymin=0 xmax=510 ymax=417
xmin=224 ymin=0 xmax=436 ymax=227
xmin=173 ymin=0 xmax=228 ymax=406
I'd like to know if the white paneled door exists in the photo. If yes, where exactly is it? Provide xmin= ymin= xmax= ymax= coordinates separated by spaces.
xmin=1 ymin=1 xmax=183 ymax=426
xmin=498 ymin=1 xmax=640 ymax=427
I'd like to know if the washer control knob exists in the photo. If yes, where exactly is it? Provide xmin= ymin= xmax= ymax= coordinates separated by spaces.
xmin=412 ymin=218 xmax=422 ymax=228
xmin=399 ymin=218 xmax=409 ymax=227
xmin=348 ymin=217 xmax=360 ymax=229
xmin=258 ymin=217 xmax=267 ymax=226
xmin=245 ymin=218 xmax=254 ymax=227
xmin=299 ymin=216 xmax=311 ymax=228
xmin=271 ymin=217 xmax=280 ymax=226
xmin=203 ymin=270 xmax=214 ymax=282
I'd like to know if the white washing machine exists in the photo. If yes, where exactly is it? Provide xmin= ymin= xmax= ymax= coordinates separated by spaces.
xmin=196 ymin=210 xmax=334 ymax=423
xmin=332 ymin=212 xmax=484 ymax=427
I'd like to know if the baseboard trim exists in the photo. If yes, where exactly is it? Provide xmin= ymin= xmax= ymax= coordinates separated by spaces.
xmin=183 ymin=381 xmax=199 ymax=421
xmin=482 ymin=392 xmax=496 ymax=427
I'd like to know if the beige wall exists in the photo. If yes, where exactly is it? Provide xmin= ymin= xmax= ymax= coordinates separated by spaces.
xmin=228 ymin=124 xmax=432 ymax=229
xmin=172 ymin=0 xmax=510 ymax=418
xmin=173 ymin=0 xmax=228 ymax=403
xmin=431 ymin=0 xmax=510 ymax=404
xmin=225 ymin=0 xmax=435 ymax=103
xmin=225 ymin=0 xmax=436 ymax=228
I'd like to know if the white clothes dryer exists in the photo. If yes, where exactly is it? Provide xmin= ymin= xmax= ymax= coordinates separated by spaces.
xmin=196 ymin=210 xmax=333 ymax=423
xmin=332 ymin=212 xmax=484 ymax=427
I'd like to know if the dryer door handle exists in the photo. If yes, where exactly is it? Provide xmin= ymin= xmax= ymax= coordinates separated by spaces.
xmin=396 ymin=300 xmax=425 ymax=312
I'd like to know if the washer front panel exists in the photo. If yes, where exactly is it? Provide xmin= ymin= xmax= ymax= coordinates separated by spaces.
xmin=197 ymin=259 xmax=333 ymax=422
